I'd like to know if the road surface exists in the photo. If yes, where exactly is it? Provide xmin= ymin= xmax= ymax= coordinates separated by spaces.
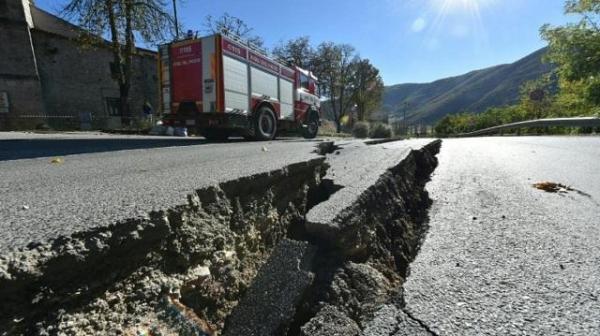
xmin=2 ymin=132 xmax=599 ymax=335
xmin=403 ymin=136 xmax=600 ymax=335
xmin=0 ymin=132 xmax=325 ymax=252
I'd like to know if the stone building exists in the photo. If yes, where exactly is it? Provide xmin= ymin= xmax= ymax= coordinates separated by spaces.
xmin=0 ymin=0 xmax=158 ymax=130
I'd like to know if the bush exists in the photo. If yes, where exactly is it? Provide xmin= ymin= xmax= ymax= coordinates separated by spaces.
xmin=352 ymin=122 xmax=370 ymax=138
xmin=369 ymin=122 xmax=393 ymax=138
xmin=317 ymin=120 xmax=352 ymax=137
xmin=318 ymin=120 xmax=338 ymax=135
xmin=135 ymin=117 xmax=154 ymax=131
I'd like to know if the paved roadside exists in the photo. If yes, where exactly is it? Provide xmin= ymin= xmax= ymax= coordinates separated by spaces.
xmin=0 ymin=133 xmax=325 ymax=252
xmin=403 ymin=137 xmax=600 ymax=335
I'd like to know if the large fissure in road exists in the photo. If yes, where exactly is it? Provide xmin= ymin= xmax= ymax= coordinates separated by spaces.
xmin=290 ymin=140 xmax=441 ymax=336
xmin=0 ymin=140 xmax=441 ymax=336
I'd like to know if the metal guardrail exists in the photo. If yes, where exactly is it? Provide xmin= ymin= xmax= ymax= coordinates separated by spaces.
xmin=460 ymin=117 xmax=600 ymax=137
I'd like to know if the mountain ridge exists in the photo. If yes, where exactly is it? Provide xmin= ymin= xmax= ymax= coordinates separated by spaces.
xmin=382 ymin=48 xmax=554 ymax=124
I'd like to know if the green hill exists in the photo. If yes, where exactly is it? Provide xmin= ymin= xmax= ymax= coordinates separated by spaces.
xmin=383 ymin=48 xmax=554 ymax=124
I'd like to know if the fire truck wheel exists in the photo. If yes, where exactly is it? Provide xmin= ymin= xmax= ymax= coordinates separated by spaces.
xmin=202 ymin=129 xmax=230 ymax=141
xmin=254 ymin=106 xmax=277 ymax=141
xmin=302 ymin=111 xmax=319 ymax=139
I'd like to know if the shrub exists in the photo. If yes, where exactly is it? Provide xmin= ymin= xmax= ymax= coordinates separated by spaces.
xmin=135 ymin=117 xmax=154 ymax=131
xmin=318 ymin=120 xmax=338 ymax=135
xmin=317 ymin=120 xmax=353 ymax=137
xmin=369 ymin=122 xmax=393 ymax=138
xmin=352 ymin=122 xmax=370 ymax=138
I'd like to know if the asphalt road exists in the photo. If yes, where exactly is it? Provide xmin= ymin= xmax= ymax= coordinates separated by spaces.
xmin=3 ymin=132 xmax=599 ymax=335
xmin=0 ymin=132 xmax=217 ymax=161
xmin=403 ymin=136 xmax=600 ymax=335
xmin=0 ymin=132 xmax=324 ymax=252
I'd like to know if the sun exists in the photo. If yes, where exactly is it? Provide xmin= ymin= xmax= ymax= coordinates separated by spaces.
xmin=421 ymin=0 xmax=495 ymax=45
xmin=431 ymin=0 xmax=494 ymax=13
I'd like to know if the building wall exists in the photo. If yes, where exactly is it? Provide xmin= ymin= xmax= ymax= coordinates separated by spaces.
xmin=0 ymin=0 xmax=159 ymax=130
xmin=31 ymin=30 xmax=158 ymax=129
xmin=0 ymin=0 xmax=46 ymax=129
xmin=0 ymin=1 xmax=37 ymax=76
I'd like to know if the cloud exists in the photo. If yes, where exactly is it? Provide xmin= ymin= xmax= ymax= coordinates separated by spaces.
xmin=411 ymin=17 xmax=427 ymax=33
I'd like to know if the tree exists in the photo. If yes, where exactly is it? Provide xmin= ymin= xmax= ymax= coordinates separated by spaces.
xmin=516 ymin=75 xmax=557 ymax=119
xmin=312 ymin=42 xmax=358 ymax=133
xmin=63 ymin=0 xmax=174 ymax=124
xmin=434 ymin=115 xmax=454 ymax=136
xmin=272 ymin=37 xmax=385 ymax=130
xmin=541 ymin=0 xmax=600 ymax=106
xmin=272 ymin=36 xmax=315 ymax=70
xmin=204 ymin=13 xmax=264 ymax=48
xmin=350 ymin=59 xmax=384 ymax=122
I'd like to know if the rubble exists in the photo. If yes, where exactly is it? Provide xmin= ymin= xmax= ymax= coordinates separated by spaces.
xmin=300 ymin=304 xmax=361 ymax=336
xmin=223 ymin=239 xmax=316 ymax=336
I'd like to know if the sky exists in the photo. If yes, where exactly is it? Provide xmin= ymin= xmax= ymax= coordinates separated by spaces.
xmin=35 ymin=0 xmax=575 ymax=85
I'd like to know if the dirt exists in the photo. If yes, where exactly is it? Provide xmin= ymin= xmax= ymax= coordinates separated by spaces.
xmin=533 ymin=181 xmax=573 ymax=193
xmin=533 ymin=181 xmax=593 ymax=198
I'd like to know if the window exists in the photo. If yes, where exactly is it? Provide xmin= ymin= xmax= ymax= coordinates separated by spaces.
xmin=105 ymin=98 xmax=122 ymax=117
xmin=300 ymin=73 xmax=310 ymax=91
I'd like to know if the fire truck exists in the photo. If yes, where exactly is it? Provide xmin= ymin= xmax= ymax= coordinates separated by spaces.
xmin=158 ymin=32 xmax=321 ymax=140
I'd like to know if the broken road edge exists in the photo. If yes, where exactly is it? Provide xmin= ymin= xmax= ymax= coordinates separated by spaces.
xmin=0 ymin=139 xmax=442 ymax=336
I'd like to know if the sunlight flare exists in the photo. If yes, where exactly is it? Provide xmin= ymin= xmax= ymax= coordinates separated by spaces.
xmin=431 ymin=0 xmax=494 ymax=13
xmin=423 ymin=0 xmax=494 ymax=46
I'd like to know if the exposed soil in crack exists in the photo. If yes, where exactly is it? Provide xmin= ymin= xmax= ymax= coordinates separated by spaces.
xmin=306 ymin=179 xmax=345 ymax=211
xmin=0 ymin=140 xmax=442 ymax=336
xmin=288 ymin=140 xmax=442 ymax=335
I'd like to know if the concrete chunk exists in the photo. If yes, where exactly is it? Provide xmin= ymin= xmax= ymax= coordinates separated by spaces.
xmin=305 ymin=140 xmax=441 ymax=256
xmin=300 ymin=304 xmax=360 ymax=336
xmin=306 ymin=140 xmax=438 ymax=239
xmin=222 ymin=239 xmax=316 ymax=336
xmin=363 ymin=304 xmax=432 ymax=336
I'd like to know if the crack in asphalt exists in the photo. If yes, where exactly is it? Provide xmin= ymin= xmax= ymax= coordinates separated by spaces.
xmin=0 ymin=139 xmax=445 ymax=335
xmin=401 ymin=308 xmax=439 ymax=336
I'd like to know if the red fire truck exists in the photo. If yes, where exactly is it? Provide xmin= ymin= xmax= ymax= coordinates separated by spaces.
xmin=158 ymin=33 xmax=321 ymax=140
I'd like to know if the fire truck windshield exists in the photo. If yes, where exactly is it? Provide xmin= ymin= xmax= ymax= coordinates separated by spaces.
xmin=300 ymin=73 xmax=310 ymax=90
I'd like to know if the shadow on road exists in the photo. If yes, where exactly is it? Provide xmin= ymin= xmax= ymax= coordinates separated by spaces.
xmin=0 ymin=138 xmax=243 ymax=161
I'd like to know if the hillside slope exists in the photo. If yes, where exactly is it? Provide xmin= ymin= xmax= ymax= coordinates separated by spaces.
xmin=383 ymin=48 xmax=553 ymax=124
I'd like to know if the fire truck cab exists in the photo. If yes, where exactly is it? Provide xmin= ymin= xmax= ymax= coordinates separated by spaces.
xmin=158 ymin=33 xmax=321 ymax=141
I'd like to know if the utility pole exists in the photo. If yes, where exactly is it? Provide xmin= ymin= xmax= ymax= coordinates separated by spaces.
xmin=172 ymin=0 xmax=179 ymax=39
